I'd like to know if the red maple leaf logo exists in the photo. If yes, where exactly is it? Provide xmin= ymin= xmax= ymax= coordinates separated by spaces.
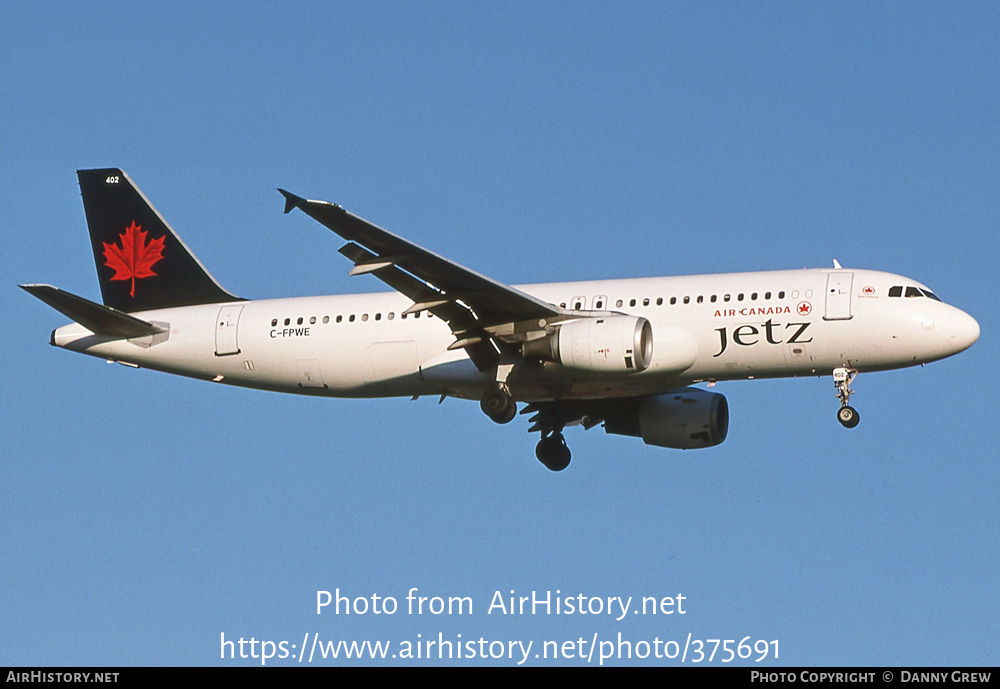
xmin=102 ymin=221 xmax=166 ymax=297
xmin=797 ymin=301 xmax=812 ymax=316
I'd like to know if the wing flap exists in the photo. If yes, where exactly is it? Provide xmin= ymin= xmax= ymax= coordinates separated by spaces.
xmin=521 ymin=399 xmax=614 ymax=434
xmin=336 ymin=242 xmax=500 ymax=370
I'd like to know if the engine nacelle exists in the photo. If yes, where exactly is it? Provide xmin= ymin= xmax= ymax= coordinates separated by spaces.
xmin=604 ymin=388 xmax=729 ymax=449
xmin=523 ymin=315 xmax=653 ymax=373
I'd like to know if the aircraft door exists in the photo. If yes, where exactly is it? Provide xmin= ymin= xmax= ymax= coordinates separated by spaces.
xmin=215 ymin=305 xmax=243 ymax=356
xmin=824 ymin=272 xmax=854 ymax=321
xmin=571 ymin=296 xmax=587 ymax=311
xmin=593 ymin=295 xmax=607 ymax=310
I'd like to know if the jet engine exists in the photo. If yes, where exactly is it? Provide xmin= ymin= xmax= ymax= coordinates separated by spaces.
xmin=604 ymin=388 xmax=729 ymax=449
xmin=523 ymin=315 xmax=653 ymax=373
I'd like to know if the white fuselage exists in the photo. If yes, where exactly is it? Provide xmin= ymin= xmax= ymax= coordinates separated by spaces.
xmin=50 ymin=268 xmax=980 ymax=402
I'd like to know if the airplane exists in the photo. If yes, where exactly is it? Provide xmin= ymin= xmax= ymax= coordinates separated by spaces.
xmin=22 ymin=168 xmax=980 ymax=471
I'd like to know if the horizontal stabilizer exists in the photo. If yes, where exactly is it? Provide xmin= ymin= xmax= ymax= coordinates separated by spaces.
xmin=20 ymin=284 xmax=167 ymax=338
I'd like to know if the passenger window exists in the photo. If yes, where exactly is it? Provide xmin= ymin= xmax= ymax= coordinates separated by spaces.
xmin=629 ymin=299 xmax=636 ymax=307
xmin=655 ymin=297 xmax=662 ymax=306
xmin=297 ymin=317 xmax=303 ymax=325
xmin=271 ymin=319 xmax=277 ymax=327
xmin=310 ymin=316 xmax=316 ymax=324
xmin=737 ymin=293 xmax=744 ymax=301
xmin=349 ymin=315 xmax=356 ymax=322
xmin=765 ymin=292 xmax=771 ymax=300
xmin=751 ymin=292 xmax=758 ymax=300
xmin=336 ymin=315 xmax=342 ymax=323
xmin=683 ymin=296 xmax=690 ymax=304
xmin=710 ymin=295 xmax=717 ymax=303
xmin=642 ymin=298 xmax=649 ymax=306
xmin=724 ymin=294 xmax=731 ymax=302
xmin=362 ymin=314 xmax=369 ymax=321
xmin=615 ymin=299 xmax=623 ymax=308
xmin=670 ymin=297 xmax=677 ymax=305
xmin=697 ymin=295 xmax=704 ymax=303
xmin=375 ymin=313 xmax=381 ymax=321
xmin=778 ymin=291 xmax=785 ymax=299
xmin=284 ymin=318 xmax=290 ymax=326
xmin=323 ymin=316 xmax=329 ymax=324
xmin=388 ymin=312 xmax=395 ymax=320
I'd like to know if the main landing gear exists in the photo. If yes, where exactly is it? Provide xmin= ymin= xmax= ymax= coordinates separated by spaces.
xmin=479 ymin=381 xmax=571 ymax=471
xmin=535 ymin=431 xmax=571 ymax=472
xmin=833 ymin=367 xmax=860 ymax=429
xmin=480 ymin=384 xmax=516 ymax=424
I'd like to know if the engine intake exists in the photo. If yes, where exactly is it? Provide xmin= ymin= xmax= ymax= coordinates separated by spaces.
xmin=604 ymin=388 xmax=729 ymax=449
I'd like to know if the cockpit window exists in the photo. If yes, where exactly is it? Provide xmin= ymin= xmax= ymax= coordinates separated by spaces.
xmin=889 ymin=285 xmax=940 ymax=300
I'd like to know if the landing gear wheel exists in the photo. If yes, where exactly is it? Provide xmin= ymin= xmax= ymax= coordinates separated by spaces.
xmin=480 ymin=385 xmax=516 ymax=424
xmin=833 ymin=367 xmax=860 ymax=429
xmin=535 ymin=433 xmax=571 ymax=471
xmin=837 ymin=405 xmax=860 ymax=428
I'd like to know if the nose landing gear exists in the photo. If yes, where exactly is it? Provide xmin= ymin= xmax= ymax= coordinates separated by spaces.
xmin=833 ymin=367 xmax=860 ymax=428
xmin=837 ymin=404 xmax=860 ymax=428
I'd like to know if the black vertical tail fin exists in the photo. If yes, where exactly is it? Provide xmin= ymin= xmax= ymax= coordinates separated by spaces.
xmin=78 ymin=168 xmax=241 ymax=312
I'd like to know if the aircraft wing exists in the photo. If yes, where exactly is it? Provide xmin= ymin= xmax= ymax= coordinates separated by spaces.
xmin=279 ymin=191 xmax=560 ymax=324
xmin=520 ymin=400 xmax=610 ymax=435
xmin=279 ymin=190 xmax=565 ymax=370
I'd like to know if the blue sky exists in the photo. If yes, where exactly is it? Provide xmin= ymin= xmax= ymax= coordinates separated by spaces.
xmin=2 ymin=2 xmax=997 ymax=666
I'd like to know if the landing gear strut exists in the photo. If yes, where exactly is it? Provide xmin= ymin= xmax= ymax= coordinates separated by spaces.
xmin=480 ymin=384 xmax=516 ymax=424
xmin=833 ymin=367 xmax=860 ymax=428
xmin=535 ymin=431 xmax=571 ymax=471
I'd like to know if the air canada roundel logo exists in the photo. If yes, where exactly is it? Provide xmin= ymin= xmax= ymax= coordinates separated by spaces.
xmin=102 ymin=221 xmax=165 ymax=297
xmin=796 ymin=301 xmax=812 ymax=316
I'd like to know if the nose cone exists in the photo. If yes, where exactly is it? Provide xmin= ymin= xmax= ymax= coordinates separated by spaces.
xmin=948 ymin=308 xmax=980 ymax=354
